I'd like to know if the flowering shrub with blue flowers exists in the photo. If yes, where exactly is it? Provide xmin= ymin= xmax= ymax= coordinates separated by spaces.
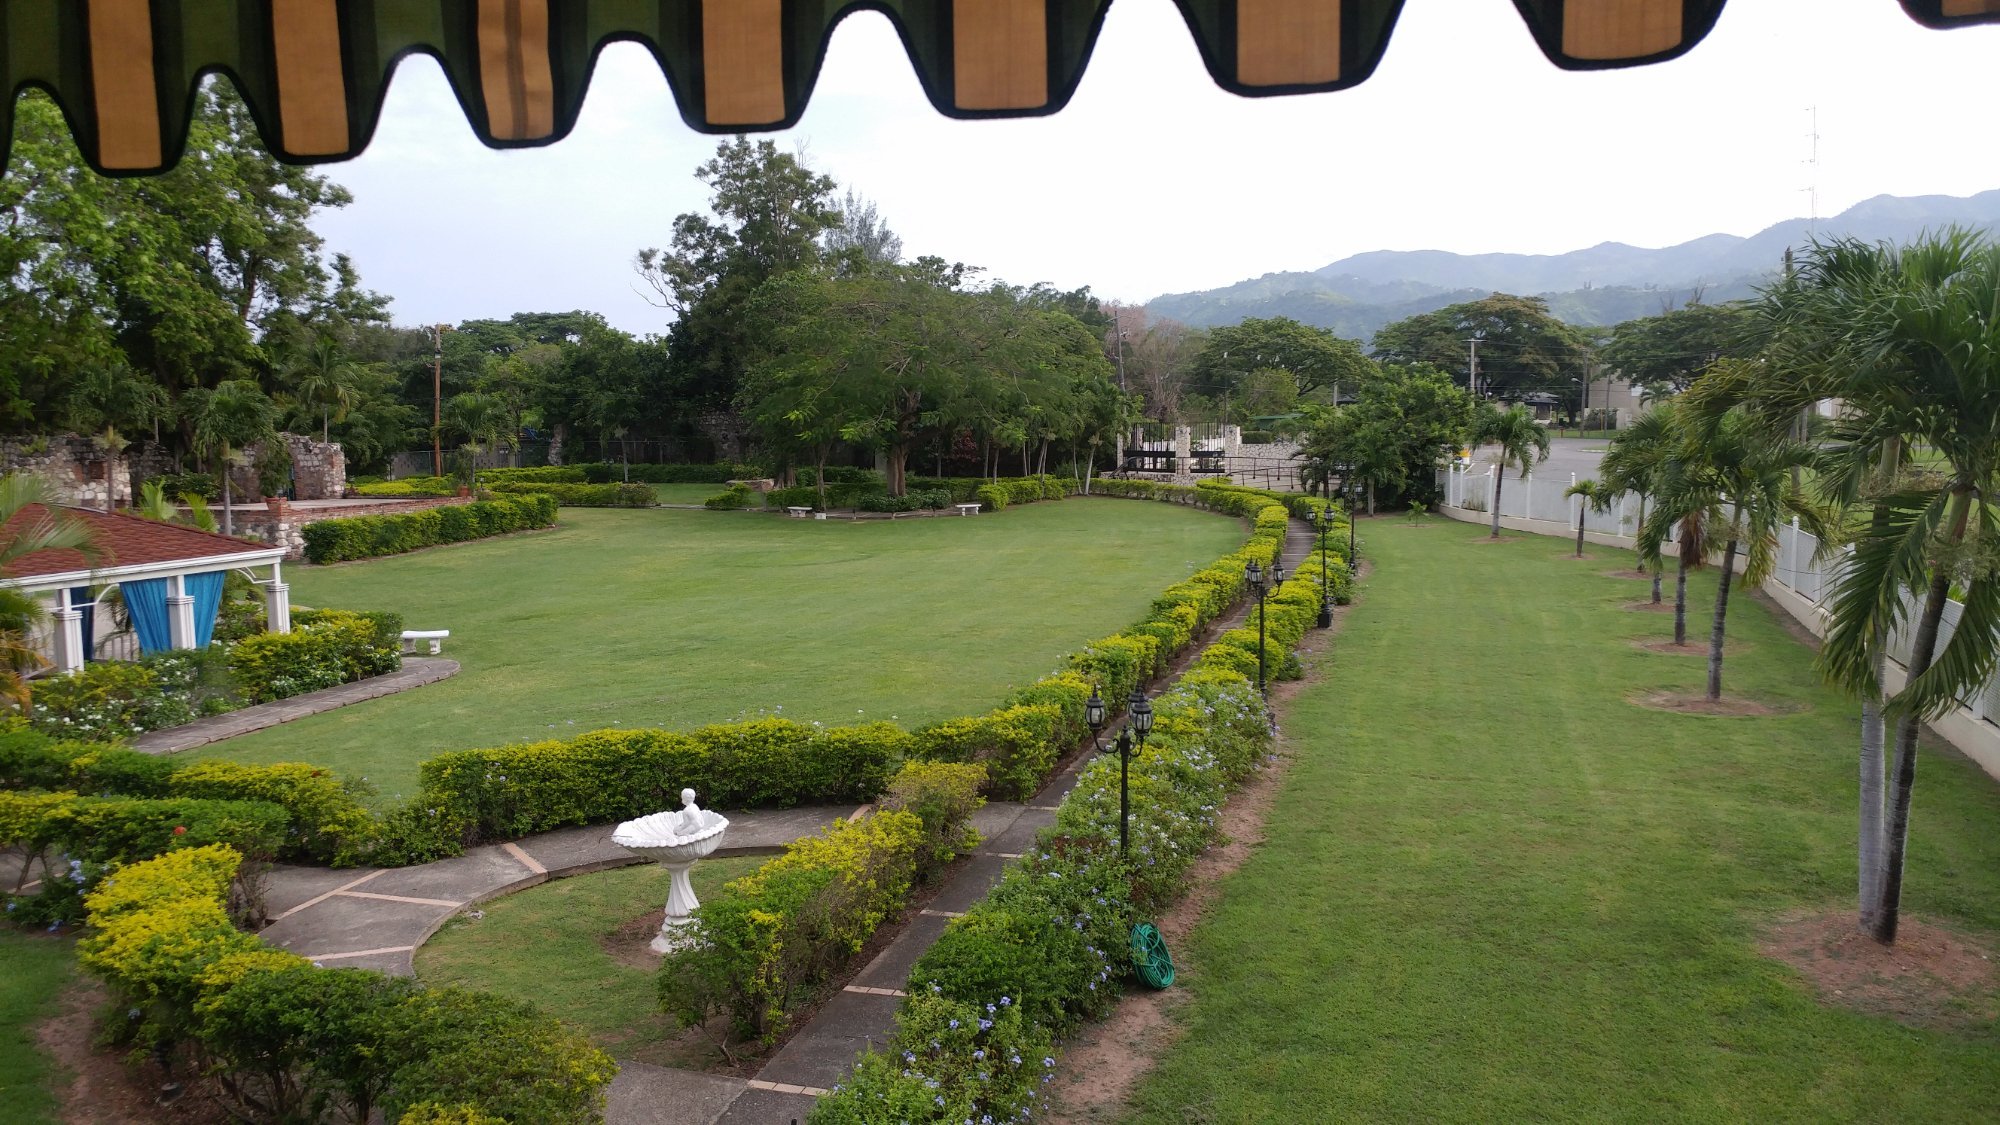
xmin=808 ymin=993 xmax=1056 ymax=1125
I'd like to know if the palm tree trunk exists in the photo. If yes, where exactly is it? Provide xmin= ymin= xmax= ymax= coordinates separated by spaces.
xmin=1651 ymin=562 xmax=1663 ymax=604
xmin=1490 ymin=472 xmax=1504 ymax=538
xmin=1858 ymin=646 xmax=1888 ymax=928
xmin=1875 ymin=568 xmax=1951 ymax=944
xmin=1673 ymin=557 xmax=1688 ymax=645
xmin=1575 ymin=509 xmax=1586 ymax=558
xmin=220 ymin=468 xmax=234 ymax=537
xmin=1635 ymin=495 xmax=1649 ymax=574
xmin=1707 ymin=536 xmax=1738 ymax=701
xmin=1872 ymin=488 xmax=1972 ymax=944
xmin=322 ymin=408 xmax=330 ymax=444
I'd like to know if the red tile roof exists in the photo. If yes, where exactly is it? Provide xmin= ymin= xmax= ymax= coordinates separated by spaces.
xmin=0 ymin=505 xmax=273 ymax=580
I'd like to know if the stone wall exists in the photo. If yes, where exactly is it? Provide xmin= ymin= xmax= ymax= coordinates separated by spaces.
xmin=0 ymin=433 xmax=130 ymax=509
xmin=237 ymin=495 xmax=473 ymax=559
xmin=281 ymin=434 xmax=346 ymax=500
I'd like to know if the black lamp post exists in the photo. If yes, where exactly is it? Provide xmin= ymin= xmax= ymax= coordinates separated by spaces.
xmin=1246 ymin=558 xmax=1284 ymax=694
xmin=1121 ymin=687 xmax=1151 ymax=856
xmin=1309 ymin=507 xmax=1333 ymax=628
xmin=1085 ymin=685 xmax=1107 ymax=743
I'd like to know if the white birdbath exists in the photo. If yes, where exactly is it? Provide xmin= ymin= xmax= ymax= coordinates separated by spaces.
xmin=612 ymin=788 xmax=730 ymax=954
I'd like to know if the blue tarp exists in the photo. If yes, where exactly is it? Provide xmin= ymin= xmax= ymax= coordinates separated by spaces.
xmin=69 ymin=586 xmax=94 ymax=662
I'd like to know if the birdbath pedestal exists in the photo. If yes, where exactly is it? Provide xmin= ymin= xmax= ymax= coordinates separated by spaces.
xmin=612 ymin=789 xmax=730 ymax=954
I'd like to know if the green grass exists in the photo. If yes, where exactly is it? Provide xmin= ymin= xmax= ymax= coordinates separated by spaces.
xmin=1127 ymin=523 xmax=2000 ymax=1122
xmin=0 ymin=933 xmax=71 ymax=1125
xmin=192 ymin=499 xmax=1245 ymax=802
xmin=415 ymin=857 xmax=767 ymax=1068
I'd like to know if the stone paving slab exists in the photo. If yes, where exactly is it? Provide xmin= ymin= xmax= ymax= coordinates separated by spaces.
xmin=605 ymin=1061 xmax=746 ymax=1125
xmin=755 ymin=989 xmax=902 ymax=1091
xmin=313 ymin=950 xmax=419 ymax=977
xmin=713 ymin=1086 xmax=817 ymax=1125
xmin=260 ymin=894 xmax=443 ymax=960
xmin=134 ymin=657 xmax=458 ymax=754
xmin=259 ymin=863 xmax=374 ymax=917
xmin=967 ymin=800 xmax=1026 ymax=841
xmin=850 ymin=913 xmax=953 ymax=990
xmin=363 ymin=843 xmax=536 ymax=903
xmin=924 ymin=853 xmax=1010 ymax=914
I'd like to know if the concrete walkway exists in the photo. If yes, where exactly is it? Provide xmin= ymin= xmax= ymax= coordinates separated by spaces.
xmin=133 ymin=657 xmax=458 ymax=754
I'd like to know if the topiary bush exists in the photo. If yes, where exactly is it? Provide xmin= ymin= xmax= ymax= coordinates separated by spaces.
xmin=702 ymin=484 xmax=756 ymax=510
xmin=228 ymin=610 xmax=400 ymax=704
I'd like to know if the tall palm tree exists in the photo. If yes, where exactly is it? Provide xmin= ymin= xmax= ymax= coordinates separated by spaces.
xmin=288 ymin=336 xmax=361 ymax=444
xmin=0 ymin=475 xmax=100 ymax=714
xmin=185 ymin=380 xmax=279 ymax=537
xmin=1601 ymin=403 xmax=1681 ymax=600
xmin=1475 ymin=404 xmax=1551 ymax=538
xmin=1646 ymin=404 xmax=1814 ymax=699
xmin=1562 ymin=478 xmax=1615 ymax=558
xmin=1753 ymin=228 xmax=2000 ymax=944
xmin=444 ymin=392 xmax=507 ymax=490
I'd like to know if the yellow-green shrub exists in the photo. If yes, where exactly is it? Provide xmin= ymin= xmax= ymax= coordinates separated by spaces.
xmin=909 ymin=705 xmax=1064 ymax=801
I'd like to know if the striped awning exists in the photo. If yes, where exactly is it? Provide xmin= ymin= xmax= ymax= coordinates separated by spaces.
xmin=5 ymin=0 xmax=1996 ymax=177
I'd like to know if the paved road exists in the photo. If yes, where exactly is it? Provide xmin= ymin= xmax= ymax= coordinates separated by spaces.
xmin=1467 ymin=436 xmax=1609 ymax=481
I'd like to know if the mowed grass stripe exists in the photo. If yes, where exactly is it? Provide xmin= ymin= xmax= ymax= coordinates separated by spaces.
xmin=192 ymin=499 xmax=1246 ymax=802
xmin=1127 ymin=523 xmax=2000 ymax=1123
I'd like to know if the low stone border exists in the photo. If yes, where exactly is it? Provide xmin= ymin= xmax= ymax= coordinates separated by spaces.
xmin=131 ymin=657 xmax=459 ymax=755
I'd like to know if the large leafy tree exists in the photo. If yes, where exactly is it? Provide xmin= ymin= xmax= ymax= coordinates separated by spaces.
xmin=1189 ymin=317 xmax=1375 ymax=411
xmin=1599 ymin=301 xmax=1756 ymax=397
xmin=1295 ymin=364 xmax=1477 ymax=511
xmin=1372 ymin=295 xmax=1591 ymax=401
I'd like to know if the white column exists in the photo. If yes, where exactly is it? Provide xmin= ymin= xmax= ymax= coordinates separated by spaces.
xmin=166 ymin=574 xmax=196 ymax=650
xmin=1570 ymin=472 xmax=1579 ymax=530
xmin=265 ymin=561 xmax=291 ymax=633
xmin=50 ymin=589 xmax=84 ymax=673
xmin=1521 ymin=470 xmax=1532 ymax=520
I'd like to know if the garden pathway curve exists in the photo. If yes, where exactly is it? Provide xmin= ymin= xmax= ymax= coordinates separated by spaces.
xmin=131 ymin=657 xmax=459 ymax=754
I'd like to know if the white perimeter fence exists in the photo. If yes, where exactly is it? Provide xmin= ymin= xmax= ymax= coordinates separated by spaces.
xmin=1441 ymin=462 xmax=2000 ymax=732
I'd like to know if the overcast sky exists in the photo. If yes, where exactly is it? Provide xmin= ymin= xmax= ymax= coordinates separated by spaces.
xmin=312 ymin=0 xmax=2000 ymax=337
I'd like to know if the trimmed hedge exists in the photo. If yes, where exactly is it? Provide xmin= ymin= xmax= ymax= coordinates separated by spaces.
xmin=77 ymin=845 xmax=614 ymax=1123
xmin=351 ymin=476 xmax=458 ymax=498
xmin=479 ymin=466 xmax=585 ymax=484
xmin=377 ymin=719 xmax=906 ymax=864
xmin=578 ymin=462 xmax=762 ymax=485
xmin=228 ymin=609 xmax=401 ymax=705
xmin=659 ymin=761 xmax=985 ymax=1044
xmin=485 ymin=480 xmax=654 ymax=507
xmin=302 ymin=493 xmax=557 ymax=563
xmin=703 ymin=484 xmax=756 ymax=510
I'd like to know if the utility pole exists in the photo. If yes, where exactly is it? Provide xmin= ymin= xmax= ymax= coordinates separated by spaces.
xmin=430 ymin=324 xmax=449 ymax=477
xmin=1467 ymin=335 xmax=1481 ymax=397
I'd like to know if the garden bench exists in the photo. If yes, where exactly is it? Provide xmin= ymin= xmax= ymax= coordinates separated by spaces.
xmin=400 ymin=629 xmax=449 ymax=656
xmin=786 ymin=506 xmax=812 ymax=518
xmin=955 ymin=503 xmax=982 ymax=516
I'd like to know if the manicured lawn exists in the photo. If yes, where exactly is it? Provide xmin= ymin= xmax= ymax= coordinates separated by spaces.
xmin=651 ymin=483 xmax=726 ymax=505
xmin=416 ymin=856 xmax=767 ymax=1068
xmin=0 ymin=932 xmax=71 ymax=1125
xmin=192 ymin=499 xmax=1244 ymax=802
xmin=1128 ymin=523 xmax=2000 ymax=1122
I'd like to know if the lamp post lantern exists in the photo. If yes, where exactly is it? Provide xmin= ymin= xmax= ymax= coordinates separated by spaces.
xmin=1085 ymin=686 xmax=1107 ymax=737
xmin=1121 ymin=687 xmax=1152 ymax=856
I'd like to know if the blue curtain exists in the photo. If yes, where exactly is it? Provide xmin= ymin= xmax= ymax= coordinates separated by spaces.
xmin=68 ymin=587 xmax=94 ymax=663
xmin=120 ymin=578 xmax=171 ymax=655
xmin=188 ymin=572 xmax=226 ymax=648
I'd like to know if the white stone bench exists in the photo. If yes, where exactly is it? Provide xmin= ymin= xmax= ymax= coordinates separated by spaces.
xmin=401 ymin=629 xmax=449 ymax=656
xmin=786 ymin=506 xmax=812 ymax=518
xmin=955 ymin=503 xmax=982 ymax=516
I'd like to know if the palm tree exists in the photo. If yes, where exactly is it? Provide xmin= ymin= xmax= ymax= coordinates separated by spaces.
xmin=0 ymin=475 xmax=100 ymax=714
xmin=1562 ymin=478 xmax=1615 ymax=558
xmin=1646 ymin=403 xmax=1814 ymax=699
xmin=1601 ymin=403 xmax=1681 ymax=600
xmin=1475 ymin=405 xmax=1551 ymax=538
xmin=289 ymin=336 xmax=361 ymax=444
xmin=185 ymin=380 xmax=280 ymax=537
xmin=444 ymin=392 xmax=507 ymax=491
xmin=1758 ymin=229 xmax=2000 ymax=944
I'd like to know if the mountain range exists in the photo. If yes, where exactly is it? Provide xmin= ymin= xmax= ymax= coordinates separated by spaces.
xmin=1144 ymin=190 xmax=2000 ymax=341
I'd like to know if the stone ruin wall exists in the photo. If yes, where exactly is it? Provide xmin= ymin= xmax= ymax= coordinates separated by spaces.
xmin=0 ymin=434 xmax=134 ymax=509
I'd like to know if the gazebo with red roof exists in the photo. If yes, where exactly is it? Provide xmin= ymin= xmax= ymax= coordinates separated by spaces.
xmin=0 ymin=505 xmax=290 ymax=673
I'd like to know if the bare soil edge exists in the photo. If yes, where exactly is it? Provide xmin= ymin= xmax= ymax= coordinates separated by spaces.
xmin=1041 ymin=563 xmax=1369 ymax=1124
xmin=1626 ymin=689 xmax=1804 ymax=717
xmin=38 ymin=974 xmax=228 ymax=1124
xmin=1623 ymin=600 xmax=1677 ymax=614
xmin=1630 ymin=638 xmax=1752 ymax=657
xmin=1760 ymin=909 xmax=1999 ymax=1031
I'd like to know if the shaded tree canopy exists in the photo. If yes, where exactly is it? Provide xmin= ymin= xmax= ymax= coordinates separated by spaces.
xmin=1371 ymin=294 xmax=1590 ymax=399
xmin=1189 ymin=317 xmax=1375 ymax=407
xmin=1599 ymin=301 xmax=1756 ymax=396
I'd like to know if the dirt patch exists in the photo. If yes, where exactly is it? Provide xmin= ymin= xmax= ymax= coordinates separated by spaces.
xmin=1466 ymin=535 xmax=1510 ymax=544
xmin=1553 ymin=551 xmax=1601 ymax=561
xmin=1632 ymin=639 xmax=1750 ymax=657
xmin=1623 ymin=599 xmax=1677 ymax=613
xmin=603 ymin=909 xmax=672 ymax=970
xmin=1043 ymin=567 xmax=1364 ymax=1124
xmin=37 ymin=976 xmax=227 ymax=1124
xmin=1761 ymin=910 xmax=1999 ymax=1031
xmin=1627 ymin=690 xmax=1801 ymax=717
xmin=1601 ymin=569 xmax=1654 ymax=581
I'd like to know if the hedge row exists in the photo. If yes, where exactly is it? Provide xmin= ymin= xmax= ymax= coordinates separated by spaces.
xmin=660 ymin=761 xmax=986 ymax=1044
xmin=578 ymin=462 xmax=763 ymax=485
xmin=485 ymin=481 xmax=654 ymax=507
xmin=351 ymin=476 xmax=459 ymax=498
xmin=376 ymin=718 xmax=905 ymax=864
xmin=302 ymin=494 xmax=557 ymax=563
xmin=479 ymin=466 xmax=585 ymax=484
xmin=228 ymin=609 xmax=402 ymax=704
xmin=78 ymin=845 xmax=614 ymax=1124
xmin=812 ymin=564 xmax=1336 ymax=1123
